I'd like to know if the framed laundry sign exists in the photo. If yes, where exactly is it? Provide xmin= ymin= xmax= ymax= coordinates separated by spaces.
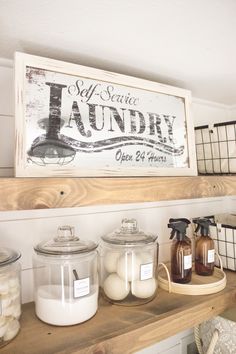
xmin=14 ymin=52 xmax=197 ymax=177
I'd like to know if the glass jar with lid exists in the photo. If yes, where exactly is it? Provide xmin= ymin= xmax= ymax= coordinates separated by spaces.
xmin=99 ymin=218 xmax=159 ymax=306
xmin=0 ymin=247 xmax=21 ymax=348
xmin=33 ymin=225 xmax=98 ymax=326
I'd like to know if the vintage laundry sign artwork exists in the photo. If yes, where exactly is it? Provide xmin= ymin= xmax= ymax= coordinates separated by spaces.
xmin=15 ymin=53 xmax=197 ymax=176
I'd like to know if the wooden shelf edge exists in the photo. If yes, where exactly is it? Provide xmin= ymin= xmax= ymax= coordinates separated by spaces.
xmin=2 ymin=271 xmax=236 ymax=354
xmin=0 ymin=175 xmax=235 ymax=211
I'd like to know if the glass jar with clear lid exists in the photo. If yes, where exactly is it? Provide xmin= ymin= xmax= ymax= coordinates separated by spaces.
xmin=0 ymin=247 xmax=21 ymax=348
xmin=33 ymin=225 xmax=98 ymax=326
xmin=100 ymin=218 xmax=159 ymax=306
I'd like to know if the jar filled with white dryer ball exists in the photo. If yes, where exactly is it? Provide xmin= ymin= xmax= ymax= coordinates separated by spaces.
xmin=33 ymin=225 xmax=98 ymax=326
xmin=0 ymin=247 xmax=21 ymax=348
xmin=100 ymin=218 xmax=159 ymax=306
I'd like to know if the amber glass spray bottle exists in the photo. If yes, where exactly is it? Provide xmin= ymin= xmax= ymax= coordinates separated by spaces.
xmin=168 ymin=218 xmax=192 ymax=284
xmin=193 ymin=218 xmax=215 ymax=276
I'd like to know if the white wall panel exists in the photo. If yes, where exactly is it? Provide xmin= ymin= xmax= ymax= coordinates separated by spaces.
xmin=0 ymin=114 xmax=14 ymax=168
xmin=229 ymin=105 xmax=236 ymax=120
xmin=0 ymin=61 xmax=234 ymax=354
xmin=192 ymin=98 xmax=230 ymax=126
xmin=0 ymin=65 xmax=14 ymax=116
xmin=21 ymin=268 xmax=34 ymax=304
xmin=135 ymin=328 xmax=194 ymax=354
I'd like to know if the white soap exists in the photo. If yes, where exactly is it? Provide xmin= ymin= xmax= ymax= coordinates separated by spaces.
xmin=2 ymin=304 xmax=14 ymax=317
xmin=3 ymin=319 xmax=20 ymax=342
xmin=0 ymin=317 xmax=8 ymax=338
xmin=117 ymin=253 xmax=142 ymax=281
xmin=0 ymin=316 xmax=7 ymax=327
xmin=104 ymin=251 xmax=121 ymax=273
xmin=0 ymin=277 xmax=9 ymax=294
xmin=1 ymin=294 xmax=12 ymax=309
xmin=8 ymin=277 xmax=20 ymax=290
xmin=9 ymin=287 xmax=20 ymax=302
xmin=103 ymin=273 xmax=130 ymax=301
xmin=12 ymin=303 xmax=21 ymax=319
xmin=131 ymin=278 xmax=157 ymax=299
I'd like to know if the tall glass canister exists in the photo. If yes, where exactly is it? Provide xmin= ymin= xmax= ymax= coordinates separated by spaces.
xmin=33 ymin=225 xmax=98 ymax=326
xmin=100 ymin=218 xmax=159 ymax=306
xmin=0 ymin=248 xmax=21 ymax=348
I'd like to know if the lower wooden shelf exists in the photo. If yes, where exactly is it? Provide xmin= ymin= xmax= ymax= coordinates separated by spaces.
xmin=2 ymin=270 xmax=236 ymax=354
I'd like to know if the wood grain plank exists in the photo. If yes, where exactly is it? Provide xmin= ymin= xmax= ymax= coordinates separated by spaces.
xmin=1 ymin=271 xmax=236 ymax=354
xmin=0 ymin=176 xmax=235 ymax=211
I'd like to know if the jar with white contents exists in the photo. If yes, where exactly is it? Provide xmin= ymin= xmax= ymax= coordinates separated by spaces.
xmin=100 ymin=218 xmax=159 ymax=306
xmin=0 ymin=248 xmax=21 ymax=348
xmin=33 ymin=226 xmax=98 ymax=326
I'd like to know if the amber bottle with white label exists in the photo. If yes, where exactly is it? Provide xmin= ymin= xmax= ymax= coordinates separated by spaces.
xmin=168 ymin=218 xmax=192 ymax=284
xmin=193 ymin=218 xmax=215 ymax=276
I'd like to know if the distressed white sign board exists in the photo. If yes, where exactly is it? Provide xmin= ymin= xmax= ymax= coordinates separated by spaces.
xmin=15 ymin=52 xmax=197 ymax=176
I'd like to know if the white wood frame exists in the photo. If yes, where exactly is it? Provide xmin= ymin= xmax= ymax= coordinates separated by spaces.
xmin=15 ymin=52 xmax=197 ymax=177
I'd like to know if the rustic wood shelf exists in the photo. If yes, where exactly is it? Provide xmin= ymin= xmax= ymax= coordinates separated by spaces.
xmin=0 ymin=175 xmax=236 ymax=211
xmin=2 ymin=270 xmax=236 ymax=354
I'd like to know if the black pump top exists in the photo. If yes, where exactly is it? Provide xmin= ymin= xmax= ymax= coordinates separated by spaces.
xmin=168 ymin=218 xmax=191 ymax=241
xmin=192 ymin=218 xmax=212 ymax=236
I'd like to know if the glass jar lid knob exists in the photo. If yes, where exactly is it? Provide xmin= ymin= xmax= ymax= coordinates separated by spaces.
xmin=54 ymin=225 xmax=78 ymax=242
xmin=121 ymin=218 xmax=138 ymax=233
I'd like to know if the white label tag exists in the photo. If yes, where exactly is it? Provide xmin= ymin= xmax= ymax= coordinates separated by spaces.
xmin=73 ymin=277 xmax=90 ymax=298
xmin=208 ymin=249 xmax=215 ymax=263
xmin=140 ymin=263 xmax=153 ymax=280
xmin=184 ymin=254 xmax=192 ymax=270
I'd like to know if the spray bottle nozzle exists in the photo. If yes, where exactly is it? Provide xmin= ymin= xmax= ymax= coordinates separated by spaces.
xmin=192 ymin=218 xmax=213 ymax=236
xmin=168 ymin=218 xmax=191 ymax=240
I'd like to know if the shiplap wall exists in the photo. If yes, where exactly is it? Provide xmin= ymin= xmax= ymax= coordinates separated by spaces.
xmin=0 ymin=60 xmax=235 ymax=353
xmin=229 ymin=105 xmax=236 ymax=120
xmin=0 ymin=60 xmax=234 ymax=302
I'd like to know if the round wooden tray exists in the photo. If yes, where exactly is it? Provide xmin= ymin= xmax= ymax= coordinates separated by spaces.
xmin=158 ymin=261 xmax=226 ymax=295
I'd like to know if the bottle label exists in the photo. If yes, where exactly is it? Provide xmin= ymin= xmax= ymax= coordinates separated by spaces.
xmin=208 ymin=249 xmax=215 ymax=263
xmin=140 ymin=263 xmax=153 ymax=280
xmin=73 ymin=277 xmax=90 ymax=298
xmin=184 ymin=254 xmax=192 ymax=270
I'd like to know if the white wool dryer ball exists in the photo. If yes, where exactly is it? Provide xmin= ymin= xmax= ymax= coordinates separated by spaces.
xmin=104 ymin=251 xmax=121 ymax=273
xmin=1 ymin=294 xmax=12 ymax=311
xmin=131 ymin=278 xmax=157 ymax=299
xmin=0 ymin=317 xmax=8 ymax=338
xmin=0 ymin=276 xmax=9 ymax=294
xmin=103 ymin=273 xmax=130 ymax=301
xmin=117 ymin=252 xmax=142 ymax=281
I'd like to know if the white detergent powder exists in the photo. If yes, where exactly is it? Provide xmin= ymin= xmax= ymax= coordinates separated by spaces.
xmin=35 ymin=285 xmax=98 ymax=325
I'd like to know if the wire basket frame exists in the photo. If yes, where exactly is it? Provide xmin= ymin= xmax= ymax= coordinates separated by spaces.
xmin=193 ymin=214 xmax=236 ymax=271
xmin=194 ymin=120 xmax=236 ymax=174
xmin=210 ymin=222 xmax=236 ymax=271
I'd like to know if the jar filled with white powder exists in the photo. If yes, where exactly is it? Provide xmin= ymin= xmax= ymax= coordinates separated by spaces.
xmin=33 ymin=225 xmax=98 ymax=326
xmin=99 ymin=218 xmax=159 ymax=306
xmin=0 ymin=247 xmax=21 ymax=348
